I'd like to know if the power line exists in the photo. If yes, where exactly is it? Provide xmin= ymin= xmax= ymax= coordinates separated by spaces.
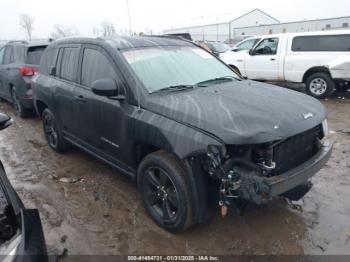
xmin=126 ymin=0 xmax=132 ymax=35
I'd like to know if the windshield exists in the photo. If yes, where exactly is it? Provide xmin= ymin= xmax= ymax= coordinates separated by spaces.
xmin=123 ymin=46 xmax=238 ymax=93
xmin=236 ymin=38 xmax=260 ymax=51
xmin=207 ymin=42 xmax=230 ymax=53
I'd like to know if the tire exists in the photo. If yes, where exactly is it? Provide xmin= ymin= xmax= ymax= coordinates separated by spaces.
xmin=138 ymin=150 xmax=193 ymax=233
xmin=11 ymin=87 xmax=29 ymax=118
xmin=42 ymin=108 xmax=70 ymax=153
xmin=305 ymin=72 xmax=335 ymax=99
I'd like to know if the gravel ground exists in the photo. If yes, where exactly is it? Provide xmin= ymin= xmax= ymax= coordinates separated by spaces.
xmin=0 ymin=89 xmax=349 ymax=257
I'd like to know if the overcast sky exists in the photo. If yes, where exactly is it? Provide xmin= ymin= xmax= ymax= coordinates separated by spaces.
xmin=0 ymin=0 xmax=349 ymax=39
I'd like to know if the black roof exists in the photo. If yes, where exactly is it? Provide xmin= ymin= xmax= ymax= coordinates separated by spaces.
xmin=52 ymin=36 xmax=194 ymax=50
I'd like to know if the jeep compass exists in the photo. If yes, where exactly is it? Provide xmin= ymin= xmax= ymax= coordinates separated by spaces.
xmin=32 ymin=36 xmax=332 ymax=232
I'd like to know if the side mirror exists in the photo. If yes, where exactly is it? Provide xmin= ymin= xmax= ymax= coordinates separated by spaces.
xmin=49 ymin=66 xmax=56 ymax=76
xmin=231 ymin=48 xmax=238 ymax=52
xmin=248 ymin=49 xmax=255 ymax=56
xmin=0 ymin=113 xmax=12 ymax=131
xmin=91 ymin=78 xmax=123 ymax=98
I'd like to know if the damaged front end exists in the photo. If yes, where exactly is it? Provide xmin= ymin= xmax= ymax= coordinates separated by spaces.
xmin=203 ymin=123 xmax=333 ymax=215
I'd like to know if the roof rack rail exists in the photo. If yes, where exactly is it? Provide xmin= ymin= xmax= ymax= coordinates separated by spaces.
xmin=144 ymin=34 xmax=194 ymax=42
xmin=6 ymin=40 xmax=29 ymax=45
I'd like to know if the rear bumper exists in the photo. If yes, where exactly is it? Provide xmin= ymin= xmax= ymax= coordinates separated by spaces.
xmin=12 ymin=80 xmax=34 ymax=110
xmin=264 ymin=140 xmax=333 ymax=198
xmin=18 ymin=97 xmax=34 ymax=109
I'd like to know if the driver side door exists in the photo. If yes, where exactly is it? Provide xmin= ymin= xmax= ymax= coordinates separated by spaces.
xmin=74 ymin=45 xmax=127 ymax=163
xmin=244 ymin=37 xmax=280 ymax=80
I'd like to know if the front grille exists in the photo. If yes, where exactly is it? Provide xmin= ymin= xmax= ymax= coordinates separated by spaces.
xmin=273 ymin=127 xmax=319 ymax=175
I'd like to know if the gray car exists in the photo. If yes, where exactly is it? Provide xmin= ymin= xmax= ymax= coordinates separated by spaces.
xmin=0 ymin=41 xmax=48 ymax=117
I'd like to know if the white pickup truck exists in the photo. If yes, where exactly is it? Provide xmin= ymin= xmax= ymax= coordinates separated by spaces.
xmin=221 ymin=30 xmax=350 ymax=98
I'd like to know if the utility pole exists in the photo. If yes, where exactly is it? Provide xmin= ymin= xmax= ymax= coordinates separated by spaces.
xmin=126 ymin=0 xmax=132 ymax=35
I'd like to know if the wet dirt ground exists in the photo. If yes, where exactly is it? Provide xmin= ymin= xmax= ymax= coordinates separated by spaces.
xmin=0 ymin=91 xmax=349 ymax=257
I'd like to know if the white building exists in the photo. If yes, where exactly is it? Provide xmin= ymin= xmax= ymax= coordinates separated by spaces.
xmin=164 ymin=9 xmax=279 ymax=42
xmin=234 ymin=16 xmax=350 ymax=37
xmin=164 ymin=9 xmax=350 ymax=42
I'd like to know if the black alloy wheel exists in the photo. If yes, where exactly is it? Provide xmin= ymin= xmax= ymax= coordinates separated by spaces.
xmin=42 ymin=108 xmax=70 ymax=153
xmin=138 ymin=150 xmax=193 ymax=232
xmin=43 ymin=111 xmax=59 ymax=149
xmin=144 ymin=166 xmax=180 ymax=224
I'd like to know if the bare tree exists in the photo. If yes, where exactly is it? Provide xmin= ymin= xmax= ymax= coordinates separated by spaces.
xmin=50 ymin=25 xmax=79 ymax=39
xmin=19 ymin=14 xmax=34 ymax=40
xmin=92 ymin=26 xmax=101 ymax=37
xmin=100 ymin=21 xmax=116 ymax=37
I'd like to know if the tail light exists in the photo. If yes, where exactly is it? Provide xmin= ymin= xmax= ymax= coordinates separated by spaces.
xmin=20 ymin=67 xmax=38 ymax=76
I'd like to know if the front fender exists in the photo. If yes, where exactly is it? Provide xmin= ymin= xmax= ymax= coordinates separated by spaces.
xmin=129 ymin=109 xmax=220 ymax=223
xmin=129 ymin=108 xmax=223 ymax=159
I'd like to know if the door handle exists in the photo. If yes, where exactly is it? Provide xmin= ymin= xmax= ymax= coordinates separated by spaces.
xmin=74 ymin=95 xmax=86 ymax=103
xmin=270 ymin=58 xmax=276 ymax=61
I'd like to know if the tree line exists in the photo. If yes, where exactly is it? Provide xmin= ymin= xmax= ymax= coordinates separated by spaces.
xmin=18 ymin=13 xmax=148 ymax=40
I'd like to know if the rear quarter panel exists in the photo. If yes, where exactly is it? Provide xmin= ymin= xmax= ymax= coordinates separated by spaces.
xmin=32 ymin=73 xmax=59 ymax=116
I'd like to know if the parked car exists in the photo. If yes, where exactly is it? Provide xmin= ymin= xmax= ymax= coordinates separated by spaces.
xmin=220 ymin=30 xmax=350 ymax=98
xmin=0 ymin=113 xmax=47 ymax=261
xmin=32 ymin=36 xmax=332 ymax=232
xmin=0 ymin=41 xmax=49 ymax=117
xmin=230 ymin=36 xmax=261 ymax=52
xmin=204 ymin=41 xmax=230 ymax=57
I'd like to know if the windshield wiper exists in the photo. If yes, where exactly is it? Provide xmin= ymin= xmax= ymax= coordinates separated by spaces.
xmin=195 ymin=76 xmax=240 ymax=87
xmin=152 ymin=84 xmax=194 ymax=93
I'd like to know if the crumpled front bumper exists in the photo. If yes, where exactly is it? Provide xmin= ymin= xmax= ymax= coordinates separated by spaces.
xmin=240 ymin=140 xmax=333 ymax=204
xmin=262 ymin=140 xmax=333 ymax=199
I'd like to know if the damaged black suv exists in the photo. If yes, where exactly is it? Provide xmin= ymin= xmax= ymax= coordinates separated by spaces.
xmin=32 ymin=36 xmax=332 ymax=232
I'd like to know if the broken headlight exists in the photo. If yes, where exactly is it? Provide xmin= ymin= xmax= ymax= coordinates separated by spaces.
xmin=206 ymin=145 xmax=226 ymax=176
xmin=207 ymin=144 xmax=227 ymax=157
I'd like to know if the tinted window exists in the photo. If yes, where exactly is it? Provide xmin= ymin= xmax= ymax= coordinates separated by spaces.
xmin=254 ymin=38 xmax=279 ymax=55
xmin=81 ymin=48 xmax=116 ymax=87
xmin=27 ymin=45 xmax=47 ymax=65
xmin=40 ymin=47 xmax=59 ymax=75
xmin=3 ymin=46 xmax=14 ymax=64
xmin=292 ymin=35 xmax=350 ymax=52
xmin=59 ymin=47 xmax=79 ymax=82
xmin=0 ymin=48 xmax=5 ymax=64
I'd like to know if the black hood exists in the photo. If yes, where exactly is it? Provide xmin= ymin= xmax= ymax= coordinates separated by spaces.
xmin=144 ymin=80 xmax=327 ymax=145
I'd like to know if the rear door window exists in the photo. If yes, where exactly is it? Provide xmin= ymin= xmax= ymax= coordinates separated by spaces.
xmin=58 ymin=47 xmax=80 ymax=82
xmin=80 ymin=48 xmax=116 ymax=87
xmin=27 ymin=45 xmax=47 ymax=65
xmin=292 ymin=35 xmax=350 ymax=51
